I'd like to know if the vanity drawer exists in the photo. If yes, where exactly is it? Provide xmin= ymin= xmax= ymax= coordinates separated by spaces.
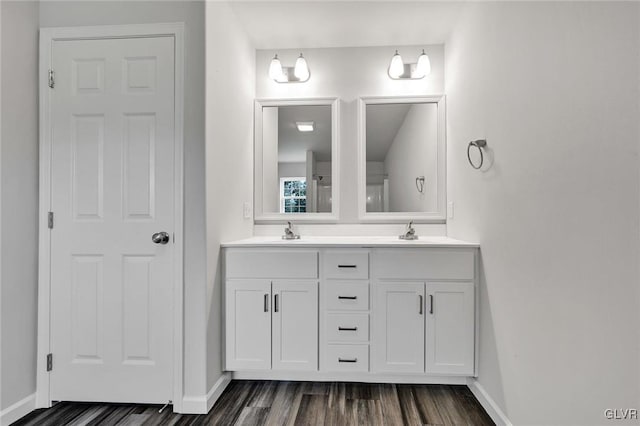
xmin=326 ymin=281 xmax=369 ymax=311
xmin=371 ymin=249 xmax=475 ymax=280
xmin=225 ymin=249 xmax=318 ymax=279
xmin=325 ymin=344 xmax=369 ymax=372
xmin=326 ymin=313 xmax=369 ymax=342
xmin=323 ymin=250 xmax=369 ymax=279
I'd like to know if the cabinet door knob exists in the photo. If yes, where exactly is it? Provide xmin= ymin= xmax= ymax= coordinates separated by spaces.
xmin=264 ymin=294 xmax=269 ymax=312
xmin=419 ymin=295 xmax=423 ymax=315
xmin=429 ymin=294 xmax=434 ymax=314
xmin=274 ymin=294 xmax=279 ymax=312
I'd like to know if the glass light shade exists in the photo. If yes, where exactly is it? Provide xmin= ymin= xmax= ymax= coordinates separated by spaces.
xmin=269 ymin=55 xmax=284 ymax=81
xmin=388 ymin=50 xmax=404 ymax=78
xmin=415 ymin=50 xmax=431 ymax=78
xmin=294 ymin=54 xmax=310 ymax=81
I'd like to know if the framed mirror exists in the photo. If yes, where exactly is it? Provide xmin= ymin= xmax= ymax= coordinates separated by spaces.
xmin=254 ymin=98 xmax=340 ymax=222
xmin=357 ymin=95 xmax=446 ymax=222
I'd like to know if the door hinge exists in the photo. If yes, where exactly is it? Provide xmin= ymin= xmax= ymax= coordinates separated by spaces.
xmin=46 ymin=353 xmax=53 ymax=371
xmin=48 ymin=212 xmax=54 ymax=229
xmin=48 ymin=69 xmax=55 ymax=88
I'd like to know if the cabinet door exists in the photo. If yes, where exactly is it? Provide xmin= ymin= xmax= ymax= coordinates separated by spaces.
xmin=426 ymin=282 xmax=475 ymax=375
xmin=373 ymin=282 xmax=425 ymax=373
xmin=225 ymin=280 xmax=271 ymax=370
xmin=272 ymin=281 xmax=318 ymax=371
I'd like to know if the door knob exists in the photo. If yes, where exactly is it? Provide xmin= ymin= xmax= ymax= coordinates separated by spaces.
xmin=152 ymin=232 xmax=170 ymax=245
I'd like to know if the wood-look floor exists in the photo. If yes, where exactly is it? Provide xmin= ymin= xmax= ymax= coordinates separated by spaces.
xmin=13 ymin=381 xmax=495 ymax=426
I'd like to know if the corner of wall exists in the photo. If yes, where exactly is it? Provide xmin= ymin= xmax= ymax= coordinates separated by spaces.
xmin=0 ymin=0 xmax=40 ymax=416
xmin=0 ymin=0 xmax=3 ymax=414
xmin=205 ymin=0 xmax=256 ymax=396
xmin=0 ymin=393 xmax=36 ymax=426
xmin=466 ymin=378 xmax=512 ymax=426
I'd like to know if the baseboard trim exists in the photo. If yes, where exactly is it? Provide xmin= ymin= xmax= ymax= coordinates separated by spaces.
xmin=1 ymin=393 xmax=36 ymax=426
xmin=232 ymin=370 xmax=468 ymax=385
xmin=180 ymin=372 xmax=232 ymax=415
xmin=466 ymin=378 xmax=512 ymax=426
xmin=181 ymin=393 xmax=206 ymax=414
xmin=207 ymin=372 xmax=232 ymax=412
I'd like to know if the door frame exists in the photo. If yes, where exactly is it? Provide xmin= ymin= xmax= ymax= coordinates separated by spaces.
xmin=36 ymin=23 xmax=185 ymax=412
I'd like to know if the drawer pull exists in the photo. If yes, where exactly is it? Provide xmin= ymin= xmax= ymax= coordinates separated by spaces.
xmin=338 ymin=357 xmax=358 ymax=363
xmin=338 ymin=295 xmax=357 ymax=300
xmin=337 ymin=264 xmax=357 ymax=268
xmin=338 ymin=326 xmax=358 ymax=331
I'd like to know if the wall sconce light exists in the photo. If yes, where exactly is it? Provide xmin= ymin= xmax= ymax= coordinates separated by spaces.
xmin=269 ymin=53 xmax=311 ymax=83
xmin=388 ymin=49 xmax=431 ymax=80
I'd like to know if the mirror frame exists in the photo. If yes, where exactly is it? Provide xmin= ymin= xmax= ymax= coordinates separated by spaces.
xmin=254 ymin=97 xmax=340 ymax=222
xmin=357 ymin=95 xmax=446 ymax=223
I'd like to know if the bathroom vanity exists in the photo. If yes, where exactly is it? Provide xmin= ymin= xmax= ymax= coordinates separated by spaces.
xmin=234 ymin=93 xmax=477 ymax=384
xmin=222 ymin=237 xmax=479 ymax=384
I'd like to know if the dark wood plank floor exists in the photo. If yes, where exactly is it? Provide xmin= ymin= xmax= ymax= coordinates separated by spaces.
xmin=13 ymin=381 xmax=494 ymax=426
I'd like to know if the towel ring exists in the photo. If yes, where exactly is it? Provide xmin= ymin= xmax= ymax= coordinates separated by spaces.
xmin=415 ymin=176 xmax=425 ymax=193
xmin=467 ymin=139 xmax=487 ymax=169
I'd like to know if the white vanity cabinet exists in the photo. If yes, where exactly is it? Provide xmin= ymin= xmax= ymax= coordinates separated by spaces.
xmin=372 ymin=248 xmax=476 ymax=376
xmin=426 ymin=281 xmax=475 ymax=375
xmin=373 ymin=282 xmax=425 ymax=373
xmin=224 ymin=249 xmax=319 ymax=371
xmin=272 ymin=280 xmax=318 ymax=371
xmin=222 ymin=238 xmax=479 ymax=384
xmin=321 ymin=250 xmax=371 ymax=373
xmin=225 ymin=280 xmax=272 ymax=370
xmin=372 ymin=281 xmax=475 ymax=376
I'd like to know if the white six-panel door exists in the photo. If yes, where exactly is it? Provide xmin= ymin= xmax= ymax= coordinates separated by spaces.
xmin=49 ymin=36 xmax=175 ymax=403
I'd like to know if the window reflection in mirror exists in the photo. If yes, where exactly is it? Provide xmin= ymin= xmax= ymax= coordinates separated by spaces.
xmin=365 ymin=103 xmax=438 ymax=213
xmin=262 ymin=105 xmax=332 ymax=214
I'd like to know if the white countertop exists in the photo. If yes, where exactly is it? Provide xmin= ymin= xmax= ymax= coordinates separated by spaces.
xmin=221 ymin=236 xmax=479 ymax=248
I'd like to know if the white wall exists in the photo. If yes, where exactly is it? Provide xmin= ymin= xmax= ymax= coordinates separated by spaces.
xmin=366 ymin=161 xmax=385 ymax=183
xmin=279 ymin=162 xmax=305 ymax=179
xmin=384 ymin=104 xmax=438 ymax=212
xmin=263 ymin=107 xmax=279 ymax=213
xmin=0 ymin=0 xmax=3 ymax=411
xmin=205 ymin=1 xmax=254 ymax=393
xmin=40 ymin=0 xmax=208 ymax=402
xmin=255 ymin=44 xmax=446 ymax=236
xmin=305 ymin=150 xmax=315 ymax=213
xmin=446 ymin=2 xmax=640 ymax=424
xmin=0 ymin=0 xmax=39 ymax=415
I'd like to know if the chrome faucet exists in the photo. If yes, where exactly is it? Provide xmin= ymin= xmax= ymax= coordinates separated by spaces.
xmin=399 ymin=221 xmax=418 ymax=240
xmin=282 ymin=221 xmax=300 ymax=240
